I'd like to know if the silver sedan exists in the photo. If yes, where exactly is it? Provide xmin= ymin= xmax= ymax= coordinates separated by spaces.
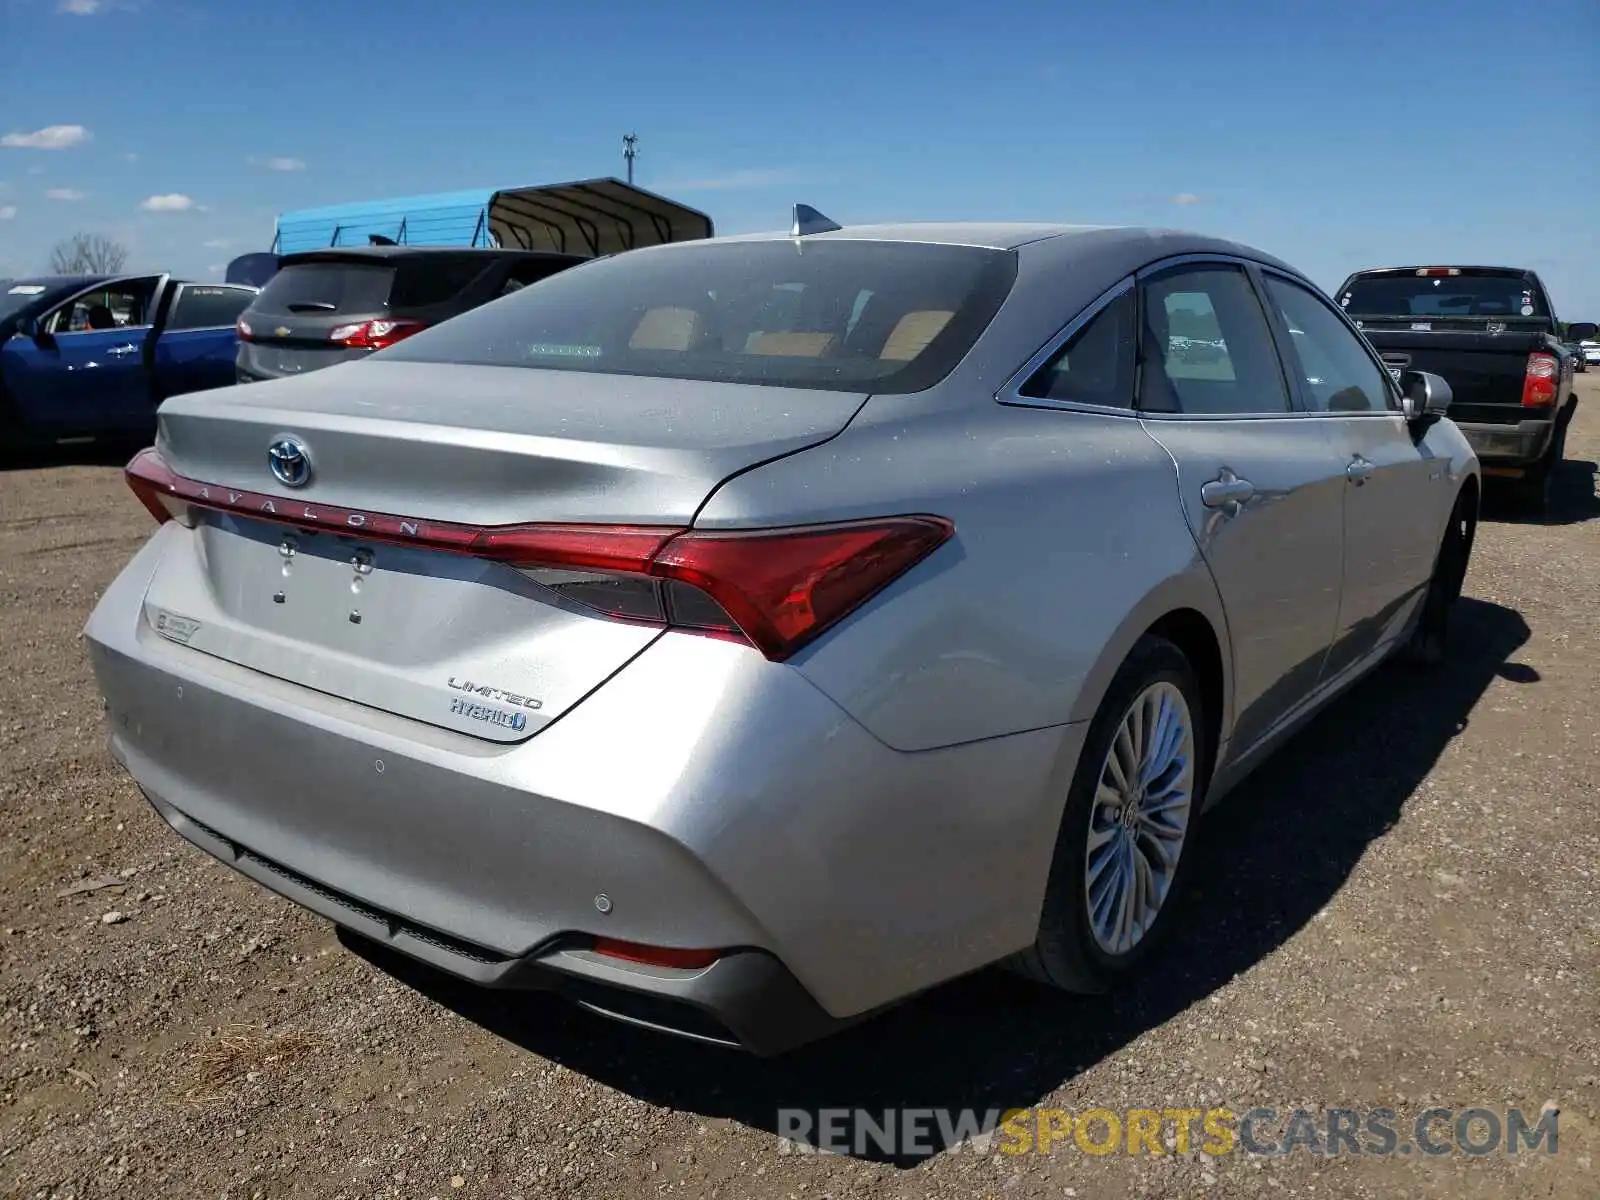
xmin=86 ymin=216 xmax=1479 ymax=1053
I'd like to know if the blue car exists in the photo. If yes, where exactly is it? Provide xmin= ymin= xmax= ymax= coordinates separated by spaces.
xmin=2 ymin=273 xmax=256 ymax=454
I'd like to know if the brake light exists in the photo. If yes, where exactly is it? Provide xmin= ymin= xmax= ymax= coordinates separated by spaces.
xmin=236 ymin=318 xmax=253 ymax=342
xmin=592 ymin=938 xmax=722 ymax=970
xmin=1415 ymin=268 xmax=1462 ymax=277
xmin=327 ymin=318 xmax=427 ymax=350
xmin=122 ymin=448 xmax=954 ymax=661
xmin=1522 ymin=352 xmax=1559 ymax=407
xmin=125 ymin=447 xmax=187 ymax=524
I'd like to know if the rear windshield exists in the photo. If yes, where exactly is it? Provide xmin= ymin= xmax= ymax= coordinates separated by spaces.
xmin=379 ymin=240 xmax=1019 ymax=393
xmin=1337 ymin=272 xmax=1547 ymax=319
xmin=250 ymin=262 xmax=396 ymax=317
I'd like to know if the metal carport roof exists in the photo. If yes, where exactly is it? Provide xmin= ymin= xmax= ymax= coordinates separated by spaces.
xmin=272 ymin=178 xmax=713 ymax=256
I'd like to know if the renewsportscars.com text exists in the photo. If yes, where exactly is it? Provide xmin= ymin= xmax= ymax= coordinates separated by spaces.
xmin=776 ymin=1105 xmax=1559 ymax=1158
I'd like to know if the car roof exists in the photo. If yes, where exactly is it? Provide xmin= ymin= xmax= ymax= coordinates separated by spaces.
xmin=1345 ymin=265 xmax=1538 ymax=277
xmin=278 ymin=246 xmax=583 ymax=265
xmin=9 ymin=274 xmax=116 ymax=289
xmin=644 ymin=222 xmax=1306 ymax=282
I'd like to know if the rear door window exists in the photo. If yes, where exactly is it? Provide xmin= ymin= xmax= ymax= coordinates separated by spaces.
xmin=1137 ymin=265 xmax=1291 ymax=415
xmin=250 ymin=262 xmax=395 ymax=317
xmin=167 ymin=284 xmax=256 ymax=331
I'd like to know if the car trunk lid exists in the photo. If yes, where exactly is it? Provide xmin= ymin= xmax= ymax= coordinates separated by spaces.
xmin=140 ymin=361 xmax=867 ymax=741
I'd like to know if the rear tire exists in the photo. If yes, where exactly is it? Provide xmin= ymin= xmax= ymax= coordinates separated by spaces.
xmin=1507 ymin=408 xmax=1570 ymax=516
xmin=1402 ymin=488 xmax=1476 ymax=666
xmin=1009 ymin=635 xmax=1209 ymax=993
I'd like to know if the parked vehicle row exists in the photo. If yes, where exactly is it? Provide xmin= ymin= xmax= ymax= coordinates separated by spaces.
xmin=86 ymin=213 xmax=1481 ymax=1054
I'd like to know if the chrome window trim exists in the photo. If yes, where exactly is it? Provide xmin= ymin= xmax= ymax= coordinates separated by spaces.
xmin=995 ymin=275 xmax=1138 ymax=416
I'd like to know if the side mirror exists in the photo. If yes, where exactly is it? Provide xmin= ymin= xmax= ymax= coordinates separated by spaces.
xmin=1567 ymin=321 xmax=1597 ymax=342
xmin=1400 ymin=370 xmax=1451 ymax=423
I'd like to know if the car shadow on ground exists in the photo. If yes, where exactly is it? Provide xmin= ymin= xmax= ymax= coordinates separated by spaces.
xmin=1481 ymin=458 xmax=1600 ymax=527
xmin=344 ymin=596 xmax=1532 ymax=1167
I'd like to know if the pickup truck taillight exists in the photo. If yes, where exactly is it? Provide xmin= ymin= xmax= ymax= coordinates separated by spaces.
xmin=1522 ymin=352 xmax=1559 ymax=408
xmin=328 ymin=318 xmax=427 ymax=350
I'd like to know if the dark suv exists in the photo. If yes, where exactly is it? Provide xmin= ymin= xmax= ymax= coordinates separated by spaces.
xmin=235 ymin=247 xmax=583 ymax=383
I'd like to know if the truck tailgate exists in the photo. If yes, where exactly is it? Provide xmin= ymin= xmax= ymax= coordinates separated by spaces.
xmin=1355 ymin=327 xmax=1542 ymax=425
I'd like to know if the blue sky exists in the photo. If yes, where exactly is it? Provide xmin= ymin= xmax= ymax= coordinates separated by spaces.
xmin=2 ymin=0 xmax=1597 ymax=313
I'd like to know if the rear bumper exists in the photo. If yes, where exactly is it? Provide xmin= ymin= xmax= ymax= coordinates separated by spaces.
xmin=128 ymin=778 xmax=849 ymax=1054
xmin=1453 ymin=417 xmax=1556 ymax=468
xmin=84 ymin=533 xmax=1075 ymax=1050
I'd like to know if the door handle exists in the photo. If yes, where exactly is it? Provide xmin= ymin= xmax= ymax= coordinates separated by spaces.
xmin=1346 ymin=455 xmax=1375 ymax=485
xmin=106 ymin=343 xmax=139 ymax=357
xmin=1200 ymin=469 xmax=1256 ymax=510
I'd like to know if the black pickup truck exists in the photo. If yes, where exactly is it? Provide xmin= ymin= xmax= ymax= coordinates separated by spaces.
xmin=1333 ymin=266 xmax=1594 ymax=511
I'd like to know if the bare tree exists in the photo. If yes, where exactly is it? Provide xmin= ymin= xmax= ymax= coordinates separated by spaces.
xmin=48 ymin=232 xmax=130 ymax=275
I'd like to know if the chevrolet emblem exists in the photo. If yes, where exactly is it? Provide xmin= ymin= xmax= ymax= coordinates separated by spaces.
xmin=274 ymin=326 xmax=292 ymax=338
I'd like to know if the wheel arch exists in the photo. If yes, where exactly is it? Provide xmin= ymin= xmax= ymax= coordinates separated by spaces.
xmin=1066 ymin=566 xmax=1234 ymax=772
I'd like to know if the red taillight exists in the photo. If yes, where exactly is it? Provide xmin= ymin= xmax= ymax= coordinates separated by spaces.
xmin=1522 ymin=352 xmax=1559 ymax=407
xmin=592 ymin=938 xmax=722 ymax=971
xmin=124 ymin=447 xmax=187 ymax=525
xmin=1415 ymin=267 xmax=1462 ymax=277
xmin=236 ymin=317 xmax=254 ymax=342
xmin=122 ymin=449 xmax=954 ymax=662
xmin=327 ymin=318 xmax=427 ymax=350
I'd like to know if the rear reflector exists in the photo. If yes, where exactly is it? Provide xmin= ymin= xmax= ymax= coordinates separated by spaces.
xmin=124 ymin=448 xmax=953 ymax=661
xmin=592 ymin=938 xmax=722 ymax=971
xmin=1522 ymin=352 xmax=1559 ymax=408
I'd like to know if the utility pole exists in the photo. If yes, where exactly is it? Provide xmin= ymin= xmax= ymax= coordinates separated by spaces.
xmin=622 ymin=133 xmax=639 ymax=185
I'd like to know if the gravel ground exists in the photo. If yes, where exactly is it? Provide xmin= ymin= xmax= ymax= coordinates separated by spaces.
xmin=2 ymin=381 xmax=1597 ymax=1199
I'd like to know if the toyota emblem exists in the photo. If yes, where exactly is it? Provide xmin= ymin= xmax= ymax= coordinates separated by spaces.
xmin=268 ymin=436 xmax=312 ymax=488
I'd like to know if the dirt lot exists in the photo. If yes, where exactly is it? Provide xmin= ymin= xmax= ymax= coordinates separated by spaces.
xmin=3 ymin=380 xmax=1598 ymax=1199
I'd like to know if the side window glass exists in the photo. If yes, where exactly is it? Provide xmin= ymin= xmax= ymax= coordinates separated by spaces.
xmin=168 ymin=286 xmax=254 ymax=331
xmin=46 ymin=279 xmax=160 ymax=334
xmin=1138 ymin=265 xmax=1291 ymax=415
xmin=1019 ymin=288 xmax=1135 ymax=407
xmin=1264 ymin=276 xmax=1396 ymax=413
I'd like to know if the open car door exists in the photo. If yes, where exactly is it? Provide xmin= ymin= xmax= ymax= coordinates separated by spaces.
xmin=1 ymin=275 xmax=165 ymax=443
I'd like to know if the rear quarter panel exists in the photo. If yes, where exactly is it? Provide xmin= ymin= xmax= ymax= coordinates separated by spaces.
xmin=694 ymin=396 xmax=1231 ymax=754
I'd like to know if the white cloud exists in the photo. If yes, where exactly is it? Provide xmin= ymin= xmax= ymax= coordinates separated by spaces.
xmin=1170 ymin=193 xmax=1201 ymax=205
xmin=1 ymin=124 xmax=92 ymax=150
xmin=0 ymin=205 xmax=16 ymax=220
xmin=202 ymin=237 xmax=235 ymax=249
xmin=140 ymin=193 xmax=196 ymax=212
xmin=46 ymin=187 xmax=87 ymax=201
xmin=59 ymin=0 xmax=103 ymax=12
xmin=123 ymin=152 xmax=139 ymax=163
xmin=264 ymin=156 xmax=306 ymax=172
xmin=655 ymin=167 xmax=804 ymax=192
xmin=205 ymin=263 xmax=224 ymax=274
